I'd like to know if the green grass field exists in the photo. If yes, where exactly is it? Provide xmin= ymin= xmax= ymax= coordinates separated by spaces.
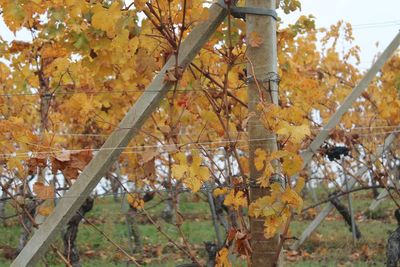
xmin=0 ymin=189 xmax=397 ymax=266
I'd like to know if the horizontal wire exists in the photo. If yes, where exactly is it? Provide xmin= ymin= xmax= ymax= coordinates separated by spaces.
xmin=0 ymin=184 xmax=227 ymax=204
xmin=1 ymin=135 xmax=395 ymax=203
xmin=0 ymin=138 xmax=271 ymax=158
xmin=358 ymin=129 xmax=400 ymax=137
xmin=51 ymin=129 xmax=249 ymax=137
xmin=351 ymin=20 xmax=400 ymax=27
xmin=352 ymin=23 xmax=400 ymax=30
xmin=48 ymin=124 xmax=400 ymax=137
xmin=0 ymin=87 xmax=281 ymax=98
xmin=1 ymin=126 xmax=398 ymax=158
xmin=0 ymin=87 xmax=247 ymax=97
xmin=0 ymin=151 xmax=382 ymax=203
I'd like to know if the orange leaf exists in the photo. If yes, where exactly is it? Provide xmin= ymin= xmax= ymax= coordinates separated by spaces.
xmin=33 ymin=182 xmax=54 ymax=200
xmin=38 ymin=205 xmax=53 ymax=216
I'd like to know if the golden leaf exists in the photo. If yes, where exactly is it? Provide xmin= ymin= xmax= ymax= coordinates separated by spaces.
xmin=249 ymin=195 xmax=276 ymax=218
xmin=281 ymin=188 xmax=303 ymax=213
xmin=41 ymin=44 xmax=68 ymax=59
xmin=213 ymin=187 xmax=228 ymax=197
xmin=277 ymin=124 xmax=310 ymax=143
xmin=254 ymin=148 xmax=267 ymax=171
xmin=282 ymin=153 xmax=303 ymax=177
xmin=172 ymin=164 xmax=187 ymax=179
xmin=264 ymin=215 xmax=282 ymax=239
xmin=91 ymin=2 xmax=122 ymax=38
xmin=38 ymin=204 xmax=53 ymax=217
xmin=33 ymin=182 xmax=54 ymax=200
xmin=127 ymin=194 xmax=144 ymax=210
xmin=224 ymin=190 xmax=247 ymax=210
xmin=215 ymin=247 xmax=232 ymax=267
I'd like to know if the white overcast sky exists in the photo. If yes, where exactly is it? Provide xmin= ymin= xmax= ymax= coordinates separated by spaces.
xmin=280 ymin=0 xmax=400 ymax=70
xmin=1 ymin=0 xmax=399 ymax=71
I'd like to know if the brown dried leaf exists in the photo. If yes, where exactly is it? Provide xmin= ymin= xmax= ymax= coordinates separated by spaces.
xmin=63 ymin=166 xmax=79 ymax=180
xmin=235 ymin=231 xmax=252 ymax=256
xmin=9 ymin=41 xmax=31 ymax=53
xmin=142 ymin=149 xmax=158 ymax=163
xmin=164 ymin=66 xmax=184 ymax=82
xmin=55 ymin=150 xmax=71 ymax=162
xmin=70 ymin=150 xmax=92 ymax=170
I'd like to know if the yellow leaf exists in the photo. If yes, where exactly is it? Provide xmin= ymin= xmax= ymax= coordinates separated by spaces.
xmin=249 ymin=195 xmax=276 ymax=218
xmin=91 ymin=2 xmax=122 ymax=38
xmin=172 ymin=152 xmax=209 ymax=192
xmin=292 ymin=124 xmax=311 ymax=143
xmin=196 ymin=166 xmax=210 ymax=180
xmin=215 ymin=248 xmax=232 ymax=267
xmin=213 ymin=188 xmax=228 ymax=197
xmin=224 ymin=190 xmax=247 ymax=210
xmin=264 ymin=215 xmax=282 ymax=238
xmin=111 ymin=29 xmax=129 ymax=51
xmin=128 ymin=37 xmax=139 ymax=52
xmin=172 ymin=164 xmax=187 ymax=179
xmin=7 ymin=157 xmax=25 ymax=176
xmin=270 ymin=182 xmax=282 ymax=193
xmin=127 ymin=194 xmax=144 ymax=210
xmin=174 ymin=152 xmax=187 ymax=164
xmin=270 ymin=150 xmax=289 ymax=160
xmin=2 ymin=3 xmax=26 ymax=32
xmin=277 ymin=124 xmax=310 ymax=143
xmin=248 ymin=202 xmax=261 ymax=218
xmin=262 ymin=206 xmax=275 ymax=217
xmin=44 ymin=57 xmax=70 ymax=76
xmin=200 ymin=110 xmax=224 ymax=136
xmin=185 ymin=176 xmax=202 ymax=192
xmin=257 ymin=162 xmax=274 ymax=187
xmin=254 ymin=148 xmax=267 ymax=171
xmin=282 ymin=153 xmax=303 ymax=177
xmin=281 ymin=188 xmax=303 ymax=213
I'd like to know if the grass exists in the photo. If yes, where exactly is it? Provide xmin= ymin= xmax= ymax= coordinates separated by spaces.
xmin=0 ymin=189 xmax=398 ymax=266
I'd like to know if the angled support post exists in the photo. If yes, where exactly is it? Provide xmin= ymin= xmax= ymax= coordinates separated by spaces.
xmin=369 ymin=189 xmax=389 ymax=211
xmin=11 ymin=2 xmax=229 ymax=266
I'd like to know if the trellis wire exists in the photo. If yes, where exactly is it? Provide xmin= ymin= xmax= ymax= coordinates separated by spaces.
xmin=29 ymin=124 xmax=400 ymax=138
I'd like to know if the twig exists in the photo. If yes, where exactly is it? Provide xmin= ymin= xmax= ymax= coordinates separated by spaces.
xmin=80 ymin=214 xmax=141 ymax=266
xmin=112 ymin=176 xmax=196 ymax=262
xmin=0 ymin=184 xmax=72 ymax=266
xmin=302 ymin=185 xmax=386 ymax=212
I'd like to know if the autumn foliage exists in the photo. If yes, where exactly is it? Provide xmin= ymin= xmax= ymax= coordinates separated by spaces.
xmin=0 ymin=0 xmax=399 ymax=266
